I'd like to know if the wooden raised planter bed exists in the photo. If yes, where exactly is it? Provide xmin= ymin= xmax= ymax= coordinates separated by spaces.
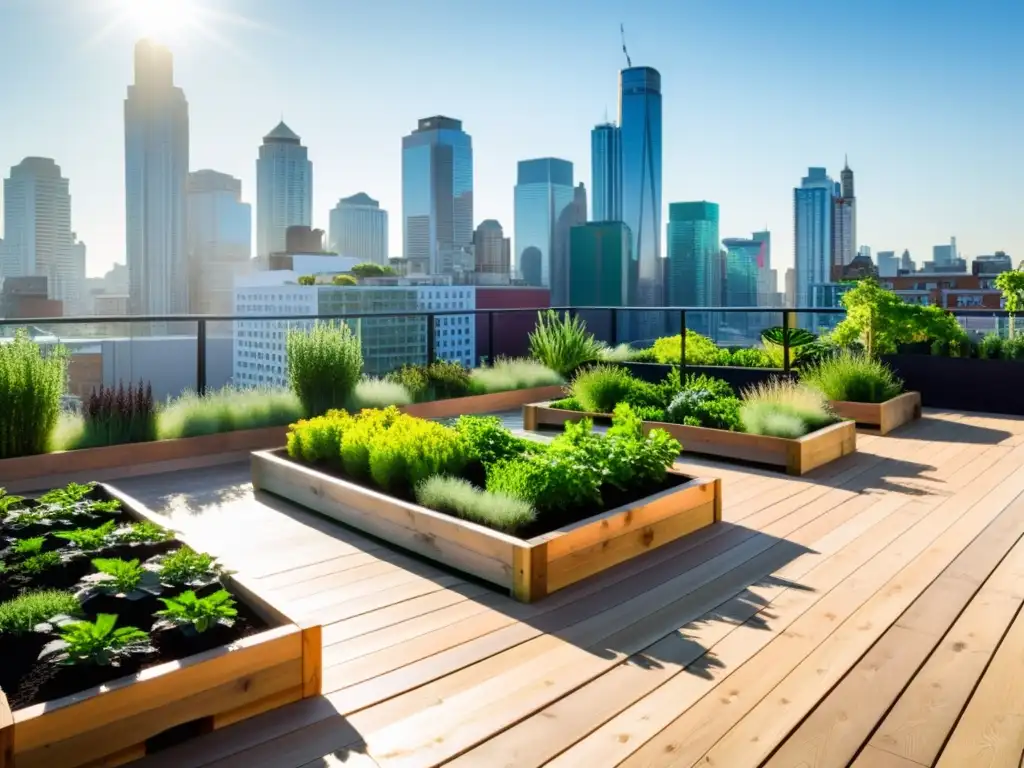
xmin=400 ymin=384 xmax=565 ymax=420
xmin=828 ymin=391 xmax=922 ymax=435
xmin=0 ymin=486 xmax=322 ymax=768
xmin=523 ymin=402 xmax=857 ymax=476
xmin=251 ymin=450 xmax=721 ymax=603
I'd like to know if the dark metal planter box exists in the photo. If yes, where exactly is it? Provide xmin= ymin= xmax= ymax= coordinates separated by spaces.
xmin=880 ymin=355 xmax=1024 ymax=416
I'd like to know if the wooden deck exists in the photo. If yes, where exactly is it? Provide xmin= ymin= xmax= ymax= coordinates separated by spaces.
xmin=105 ymin=408 xmax=1024 ymax=768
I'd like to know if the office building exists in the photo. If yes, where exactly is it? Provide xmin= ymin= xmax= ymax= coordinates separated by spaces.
xmin=876 ymin=250 xmax=899 ymax=277
xmin=973 ymin=252 xmax=1013 ymax=275
xmin=513 ymin=158 xmax=578 ymax=304
xmin=0 ymin=276 xmax=62 ymax=319
xmin=2 ymin=157 xmax=81 ymax=314
xmin=901 ymin=249 xmax=915 ymax=273
xmin=785 ymin=267 xmax=796 ymax=307
xmin=620 ymin=66 xmax=663 ymax=338
xmin=472 ymin=220 xmax=511 ymax=276
xmin=401 ymin=116 xmax=473 ymax=275
xmin=933 ymin=237 xmax=958 ymax=268
xmin=591 ymin=122 xmax=622 ymax=221
xmin=329 ymin=193 xmax=388 ymax=265
xmin=666 ymin=201 xmax=720 ymax=337
xmin=186 ymin=170 xmax=252 ymax=314
xmin=831 ymin=158 xmax=857 ymax=269
xmin=722 ymin=237 xmax=762 ymax=338
xmin=124 ymin=39 xmax=189 ymax=316
xmin=256 ymin=122 xmax=312 ymax=260
xmin=568 ymin=222 xmax=633 ymax=312
xmin=794 ymin=167 xmax=837 ymax=316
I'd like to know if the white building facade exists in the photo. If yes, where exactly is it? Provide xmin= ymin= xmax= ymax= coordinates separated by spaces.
xmin=329 ymin=193 xmax=388 ymax=265
xmin=256 ymin=122 xmax=312 ymax=259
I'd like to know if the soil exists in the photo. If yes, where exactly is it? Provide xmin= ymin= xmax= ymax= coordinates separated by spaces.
xmin=0 ymin=485 xmax=271 ymax=712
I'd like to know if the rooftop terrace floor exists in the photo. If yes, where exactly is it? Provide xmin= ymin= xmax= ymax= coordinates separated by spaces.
xmin=111 ymin=407 xmax=1024 ymax=768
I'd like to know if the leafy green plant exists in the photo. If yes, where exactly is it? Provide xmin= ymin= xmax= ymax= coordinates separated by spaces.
xmin=424 ymin=360 xmax=472 ymax=399
xmin=650 ymin=331 xmax=722 ymax=365
xmin=286 ymin=321 xmax=363 ymax=417
xmin=0 ymin=329 xmax=68 ymax=460
xmin=487 ymin=450 xmax=601 ymax=516
xmin=1003 ymin=335 xmax=1024 ymax=361
xmin=367 ymin=415 xmax=469 ymax=493
xmin=386 ymin=365 xmax=430 ymax=401
xmin=740 ymin=379 xmax=836 ymax=438
xmin=628 ymin=347 xmax=658 ymax=363
xmin=155 ymin=590 xmax=238 ymax=634
xmin=153 ymin=547 xmax=224 ymax=588
xmin=800 ymin=351 xmax=903 ymax=403
xmin=331 ymin=273 xmax=357 ymax=286
xmin=760 ymin=327 xmax=818 ymax=368
xmin=41 ymin=614 xmax=153 ymax=666
xmin=297 ymin=275 xmax=316 ymax=286
xmin=115 ymin=521 xmax=173 ymax=544
xmin=996 ymin=270 xmax=1024 ymax=338
xmin=0 ymin=590 xmax=80 ymax=635
xmin=726 ymin=348 xmax=775 ymax=368
xmin=528 ymin=310 xmax=604 ymax=377
xmin=81 ymin=558 xmax=162 ymax=600
xmin=350 ymin=262 xmax=397 ymax=278
xmin=455 ymin=415 xmax=536 ymax=467
xmin=0 ymin=488 xmax=26 ymax=517
xmin=339 ymin=408 xmax=399 ymax=477
xmin=665 ymin=389 xmax=742 ymax=430
xmin=415 ymin=476 xmax=535 ymax=535
xmin=347 ymin=377 xmax=413 ymax=409
xmin=74 ymin=382 xmax=157 ymax=448
xmin=11 ymin=535 xmax=46 ymax=557
xmin=157 ymin=386 xmax=303 ymax=440
xmin=37 ymin=481 xmax=96 ymax=506
xmin=548 ymin=396 xmax=583 ymax=411
xmin=979 ymin=333 xmax=1004 ymax=360
xmin=19 ymin=551 xmax=62 ymax=575
xmin=53 ymin=519 xmax=117 ymax=551
xmin=468 ymin=358 xmax=563 ymax=394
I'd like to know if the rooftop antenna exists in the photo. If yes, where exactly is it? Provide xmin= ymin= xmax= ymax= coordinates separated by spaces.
xmin=620 ymin=23 xmax=632 ymax=68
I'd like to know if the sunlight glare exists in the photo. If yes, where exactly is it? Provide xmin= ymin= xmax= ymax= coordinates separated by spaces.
xmin=117 ymin=0 xmax=198 ymax=38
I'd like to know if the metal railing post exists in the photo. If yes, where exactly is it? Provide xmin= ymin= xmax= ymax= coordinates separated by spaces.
xmin=609 ymin=308 xmax=618 ymax=346
xmin=782 ymin=311 xmax=791 ymax=374
xmin=680 ymin=310 xmax=687 ymax=373
xmin=196 ymin=319 xmax=207 ymax=396
xmin=426 ymin=314 xmax=436 ymax=364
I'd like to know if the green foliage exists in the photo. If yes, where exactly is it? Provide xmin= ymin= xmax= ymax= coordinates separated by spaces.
xmin=331 ymin=274 xmax=358 ymax=286
xmin=727 ymin=347 xmax=776 ymax=368
xmin=12 ymin=536 xmax=46 ymax=556
xmin=42 ymin=614 xmax=152 ymax=666
xmin=570 ymin=364 xmax=636 ymax=414
xmin=468 ymin=358 xmax=563 ymax=394
xmin=979 ymin=333 xmax=1004 ymax=360
xmin=349 ymin=262 xmax=396 ymax=278
xmin=632 ymin=405 xmax=667 ymax=422
xmin=297 ymin=275 xmax=316 ymax=286
xmin=75 ymin=382 xmax=157 ymax=448
xmin=286 ymin=410 xmax=348 ymax=467
xmin=415 ymin=476 xmax=536 ymax=535
xmin=385 ymin=365 xmax=430 ymax=401
xmin=627 ymin=346 xmax=658 ymax=363
xmin=286 ymin=321 xmax=363 ymax=417
xmin=37 ymin=481 xmax=96 ymax=506
xmin=155 ymin=547 xmax=223 ymax=588
xmin=760 ymin=327 xmax=818 ymax=367
xmin=1003 ymin=335 xmax=1024 ymax=361
xmin=385 ymin=361 xmax=471 ymax=402
xmin=54 ymin=519 xmax=117 ymax=551
xmin=339 ymin=407 xmax=399 ymax=478
xmin=528 ymin=310 xmax=604 ymax=377
xmin=651 ymin=331 xmax=720 ymax=365
xmin=19 ymin=551 xmax=62 ymax=575
xmin=367 ymin=416 xmax=468 ymax=493
xmin=157 ymin=386 xmax=303 ymax=440
xmin=800 ymin=351 xmax=903 ymax=403
xmin=455 ymin=415 xmax=536 ymax=467
xmin=548 ymin=396 xmax=583 ymax=411
xmin=0 ymin=329 xmax=68 ymax=459
xmin=347 ymin=378 xmax=413 ymax=409
xmin=598 ymin=343 xmax=634 ymax=363
xmin=487 ymin=451 xmax=601 ymax=516
xmin=740 ymin=379 xmax=836 ymax=438
xmin=0 ymin=590 xmax=80 ymax=635
xmin=115 ymin=522 xmax=172 ymax=544
xmin=995 ymin=270 xmax=1024 ymax=338
xmin=87 ymin=558 xmax=146 ymax=596
xmin=665 ymin=389 xmax=742 ymax=430
xmin=155 ymin=590 xmax=238 ymax=634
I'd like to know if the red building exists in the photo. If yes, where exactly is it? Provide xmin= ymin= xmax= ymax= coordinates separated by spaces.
xmin=474 ymin=286 xmax=550 ymax=362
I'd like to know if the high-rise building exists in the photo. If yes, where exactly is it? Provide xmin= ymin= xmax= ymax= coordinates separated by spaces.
xmin=876 ymin=250 xmax=898 ymax=277
xmin=70 ymin=234 xmax=86 ymax=316
xmin=472 ymin=220 xmax=511 ymax=276
xmin=513 ymin=158 xmax=577 ymax=304
xmin=569 ymin=222 xmax=634 ymax=315
xmin=573 ymin=183 xmax=588 ymax=228
xmin=750 ymin=230 xmax=774 ymax=304
xmin=722 ymin=237 xmax=762 ymax=338
xmin=186 ymin=170 xmax=252 ymax=315
xmin=831 ymin=158 xmax=856 ymax=269
xmin=973 ymin=252 xmax=1013 ymax=275
xmin=256 ymin=122 xmax=312 ymax=260
xmin=329 ymin=193 xmax=388 ymax=265
xmin=785 ymin=267 xmax=796 ymax=307
xmin=401 ymin=116 xmax=473 ymax=275
xmin=794 ymin=167 xmax=837 ymax=314
xmin=666 ymin=201 xmax=720 ymax=337
xmin=620 ymin=66 xmax=663 ymax=337
xmin=901 ymin=249 xmax=915 ymax=273
xmin=2 ymin=157 xmax=79 ymax=313
xmin=933 ymin=238 xmax=957 ymax=268
xmin=590 ymin=122 xmax=621 ymax=221
xmin=125 ymin=39 xmax=189 ymax=317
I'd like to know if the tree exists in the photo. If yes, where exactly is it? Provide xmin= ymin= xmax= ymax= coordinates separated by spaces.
xmin=832 ymin=278 xmax=910 ymax=356
xmin=995 ymin=269 xmax=1024 ymax=338
xmin=350 ymin=262 xmax=396 ymax=278
xmin=331 ymin=274 xmax=357 ymax=286
xmin=297 ymin=275 xmax=316 ymax=286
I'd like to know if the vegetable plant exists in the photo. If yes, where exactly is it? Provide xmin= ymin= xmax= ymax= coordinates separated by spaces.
xmin=40 ymin=613 xmax=153 ymax=666
xmin=79 ymin=558 xmax=162 ymax=600
xmin=153 ymin=547 xmax=224 ymax=588
xmin=54 ymin=519 xmax=117 ymax=551
xmin=286 ymin=321 xmax=363 ymax=417
xmin=19 ymin=551 xmax=63 ymax=575
xmin=0 ymin=590 xmax=80 ymax=635
xmin=154 ymin=590 xmax=238 ymax=634
xmin=528 ymin=310 xmax=604 ymax=377
xmin=115 ymin=521 xmax=173 ymax=544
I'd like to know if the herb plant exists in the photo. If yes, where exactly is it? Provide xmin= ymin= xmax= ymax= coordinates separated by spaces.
xmin=154 ymin=547 xmax=224 ymax=588
xmin=415 ymin=476 xmax=535 ymax=534
xmin=0 ymin=329 xmax=68 ymax=460
xmin=19 ymin=551 xmax=63 ymax=575
xmin=455 ymin=415 xmax=536 ymax=467
xmin=54 ymin=519 xmax=117 ymax=551
xmin=740 ymin=379 xmax=836 ymax=438
xmin=11 ymin=536 xmax=46 ymax=556
xmin=154 ymin=590 xmax=238 ymax=634
xmin=40 ymin=614 xmax=153 ymax=666
xmin=528 ymin=310 xmax=604 ymax=377
xmin=156 ymin=386 xmax=304 ymax=440
xmin=468 ymin=359 xmax=562 ymax=394
xmin=37 ymin=482 xmax=96 ymax=506
xmin=79 ymin=558 xmax=162 ymax=600
xmin=347 ymin=377 xmax=413 ymax=409
xmin=800 ymin=351 xmax=903 ymax=403
xmin=115 ymin=521 xmax=173 ymax=544
xmin=0 ymin=590 xmax=80 ymax=635
xmin=286 ymin=321 xmax=363 ymax=417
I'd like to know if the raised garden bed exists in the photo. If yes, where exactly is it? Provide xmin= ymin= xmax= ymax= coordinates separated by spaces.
xmin=0 ymin=484 xmax=321 ymax=768
xmin=401 ymin=384 xmax=565 ymax=420
xmin=251 ymin=449 xmax=721 ymax=603
xmin=523 ymin=401 xmax=857 ymax=476
xmin=828 ymin=391 xmax=922 ymax=435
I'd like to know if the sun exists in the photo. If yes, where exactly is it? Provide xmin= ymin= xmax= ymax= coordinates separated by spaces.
xmin=115 ymin=0 xmax=199 ymax=38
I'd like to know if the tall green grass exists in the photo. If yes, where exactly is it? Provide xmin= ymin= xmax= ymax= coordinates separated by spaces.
xmin=528 ymin=310 xmax=604 ymax=377
xmin=0 ymin=330 xmax=68 ymax=459
xmin=286 ymin=321 xmax=363 ymax=416
xmin=800 ymin=351 xmax=903 ymax=403
xmin=468 ymin=358 xmax=563 ymax=394
xmin=740 ymin=378 xmax=836 ymax=438
xmin=157 ymin=386 xmax=304 ymax=439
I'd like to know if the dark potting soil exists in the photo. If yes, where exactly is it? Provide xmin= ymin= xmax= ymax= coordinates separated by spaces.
xmin=0 ymin=486 xmax=272 ymax=712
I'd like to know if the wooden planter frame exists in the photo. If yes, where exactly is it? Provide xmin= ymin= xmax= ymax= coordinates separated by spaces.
xmin=828 ymin=391 xmax=922 ymax=435
xmin=400 ymin=384 xmax=565 ymax=420
xmin=251 ymin=450 xmax=721 ymax=603
xmin=0 ymin=486 xmax=322 ymax=768
xmin=523 ymin=402 xmax=857 ymax=476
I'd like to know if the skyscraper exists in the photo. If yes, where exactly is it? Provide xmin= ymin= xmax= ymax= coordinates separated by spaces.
xmin=513 ymin=158 xmax=577 ymax=304
xmin=329 ymin=193 xmax=388 ymax=265
xmin=591 ymin=122 xmax=621 ymax=221
xmin=124 ymin=39 xmax=189 ymax=316
xmin=876 ymin=250 xmax=898 ymax=277
xmin=901 ymin=249 xmax=915 ymax=273
xmin=794 ymin=167 xmax=837 ymax=315
xmin=401 ymin=116 xmax=473 ymax=275
xmin=722 ymin=237 xmax=761 ymax=338
xmin=186 ymin=170 xmax=252 ymax=314
xmin=472 ymin=220 xmax=511 ymax=276
xmin=256 ymin=122 xmax=312 ymax=260
xmin=831 ymin=158 xmax=856 ymax=269
xmin=569 ymin=221 xmax=634 ymax=316
xmin=666 ymin=201 xmax=720 ymax=337
xmin=2 ymin=157 xmax=78 ymax=313
xmin=619 ymin=66 xmax=663 ymax=337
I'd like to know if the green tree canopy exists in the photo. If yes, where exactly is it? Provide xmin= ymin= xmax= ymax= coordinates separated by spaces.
xmin=332 ymin=274 xmax=358 ymax=286
xmin=350 ymin=262 xmax=396 ymax=278
xmin=995 ymin=269 xmax=1024 ymax=338
xmin=297 ymin=275 xmax=316 ymax=286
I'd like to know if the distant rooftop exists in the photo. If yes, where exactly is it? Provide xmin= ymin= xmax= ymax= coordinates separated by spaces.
xmin=263 ymin=121 xmax=301 ymax=144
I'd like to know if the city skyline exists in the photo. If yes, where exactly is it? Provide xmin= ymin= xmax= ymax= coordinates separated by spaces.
xmin=0 ymin=0 xmax=1021 ymax=282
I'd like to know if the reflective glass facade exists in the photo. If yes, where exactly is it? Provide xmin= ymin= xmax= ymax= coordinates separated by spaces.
xmin=591 ymin=123 xmax=621 ymax=222
xmin=722 ymin=238 xmax=761 ymax=339
xmin=569 ymin=221 xmax=634 ymax=315
xmin=513 ymin=158 xmax=577 ymax=305
xmin=401 ymin=116 xmax=473 ymax=274
xmin=794 ymin=168 xmax=836 ymax=324
xmin=666 ymin=201 xmax=720 ymax=337
xmin=619 ymin=67 xmax=663 ymax=339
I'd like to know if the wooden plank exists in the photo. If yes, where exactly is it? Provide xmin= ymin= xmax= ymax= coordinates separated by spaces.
xmin=521 ymin=402 xmax=604 ymax=431
xmin=852 ymin=745 xmax=929 ymax=767
xmin=831 ymin=392 xmax=923 ymax=435
xmin=302 ymin=624 xmax=323 ymax=697
xmin=646 ymin=419 xmax=791 ymax=467
xmin=401 ymin=385 xmax=564 ymax=420
xmin=0 ymin=691 xmax=12 ymax=768
xmin=792 ymin=419 xmax=858 ymax=474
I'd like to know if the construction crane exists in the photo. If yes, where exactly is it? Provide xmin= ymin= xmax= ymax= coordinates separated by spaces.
xmin=620 ymin=23 xmax=632 ymax=68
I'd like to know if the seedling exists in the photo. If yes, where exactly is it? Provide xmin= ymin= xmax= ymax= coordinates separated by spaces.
xmin=54 ymin=520 xmax=117 ymax=551
xmin=12 ymin=536 xmax=46 ymax=556
xmin=37 ymin=482 xmax=96 ymax=506
xmin=150 ymin=547 xmax=226 ymax=588
xmin=115 ymin=521 xmax=172 ymax=544
xmin=155 ymin=590 xmax=238 ymax=634
xmin=40 ymin=613 xmax=153 ymax=666
xmin=19 ymin=551 xmax=63 ymax=575
xmin=78 ymin=558 xmax=162 ymax=601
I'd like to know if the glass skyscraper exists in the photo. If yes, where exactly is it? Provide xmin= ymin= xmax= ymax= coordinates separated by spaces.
xmin=591 ymin=123 xmax=621 ymax=222
xmin=619 ymin=67 xmax=663 ymax=339
xmin=401 ymin=116 xmax=473 ymax=275
xmin=794 ymin=167 xmax=837 ymax=326
xmin=513 ymin=158 xmax=578 ymax=305
xmin=569 ymin=220 xmax=634 ymax=312
xmin=722 ymin=237 xmax=762 ymax=340
xmin=666 ymin=201 xmax=721 ymax=337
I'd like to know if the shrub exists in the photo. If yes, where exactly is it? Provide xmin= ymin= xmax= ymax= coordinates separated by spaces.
xmin=74 ymin=382 xmax=156 ymax=448
xmin=468 ymin=359 xmax=563 ymax=394
xmin=455 ymin=415 xmax=535 ymax=466
xmin=367 ymin=416 xmax=468 ymax=493
xmin=339 ymin=407 xmax=399 ymax=478
xmin=286 ymin=412 xmax=349 ymax=466
xmin=0 ymin=590 xmax=80 ymax=635
xmin=348 ymin=378 xmax=413 ymax=409
xmin=0 ymin=329 xmax=68 ymax=459
xmin=287 ymin=321 xmax=363 ymax=416
xmin=386 ymin=365 xmax=430 ymax=402
xmin=487 ymin=451 xmax=601 ymax=516
xmin=1003 ymin=335 xmax=1024 ymax=361
xmin=628 ymin=347 xmax=658 ymax=363
xmin=297 ymin=275 xmax=316 ymax=286
xmin=528 ymin=310 xmax=604 ymax=377
xmin=979 ymin=333 xmax=1004 ymax=360
xmin=665 ymin=390 xmax=742 ymax=430
xmin=157 ymin=387 xmax=303 ymax=440
xmin=659 ymin=369 xmax=736 ymax=406
xmin=571 ymin=365 xmax=662 ymax=414
xmin=331 ymin=274 xmax=357 ymax=286
xmin=651 ymin=331 xmax=721 ymax=365
xmin=415 ymin=476 xmax=535 ymax=534
xmin=424 ymin=360 xmax=471 ymax=399
xmin=726 ymin=348 xmax=775 ymax=368
xmin=740 ymin=379 xmax=836 ymax=438
xmin=549 ymin=396 xmax=583 ymax=411
xmin=800 ymin=351 xmax=903 ymax=403
xmin=350 ymin=262 xmax=396 ymax=278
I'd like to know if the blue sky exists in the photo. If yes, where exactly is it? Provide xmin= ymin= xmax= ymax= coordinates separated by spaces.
xmin=0 ymin=0 xmax=1021 ymax=277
